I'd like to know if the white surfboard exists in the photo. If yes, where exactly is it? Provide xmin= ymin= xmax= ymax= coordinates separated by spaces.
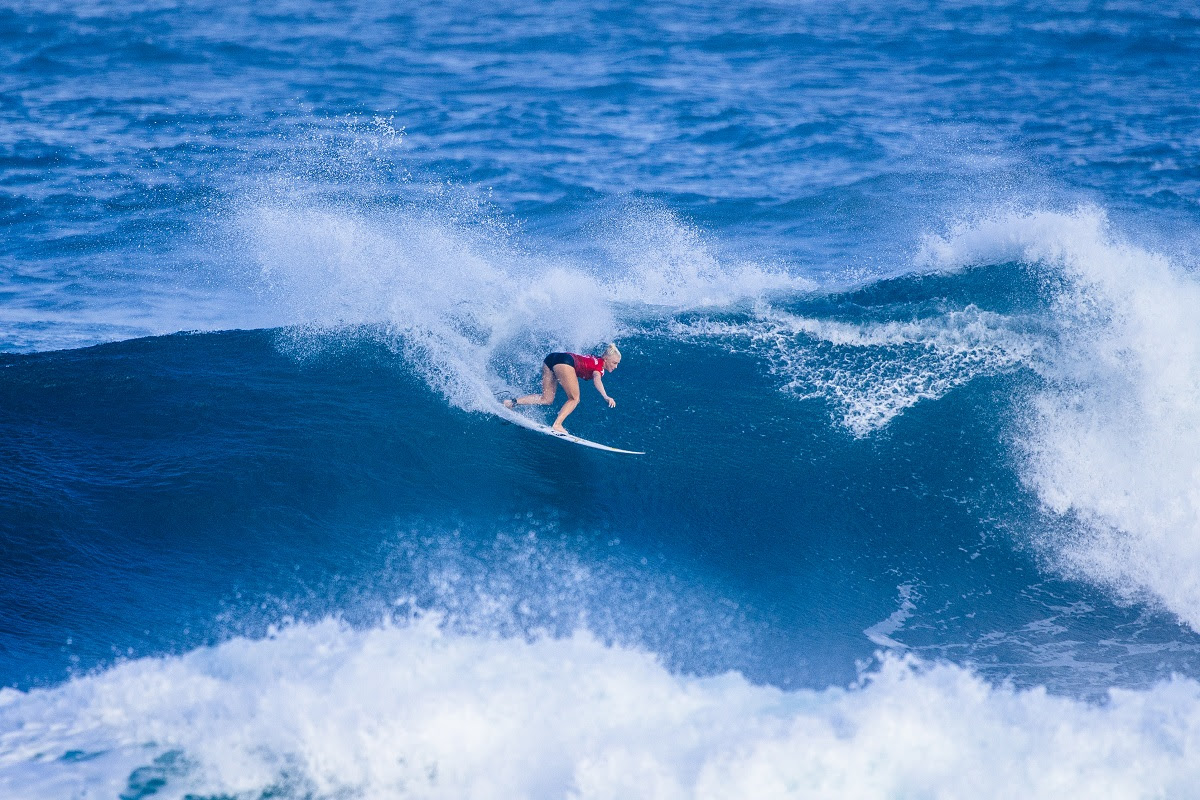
xmin=494 ymin=403 xmax=644 ymax=455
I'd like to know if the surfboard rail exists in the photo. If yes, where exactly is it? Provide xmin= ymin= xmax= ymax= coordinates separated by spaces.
xmin=493 ymin=404 xmax=645 ymax=455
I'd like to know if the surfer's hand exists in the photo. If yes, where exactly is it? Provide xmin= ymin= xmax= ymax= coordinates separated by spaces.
xmin=606 ymin=397 xmax=616 ymax=408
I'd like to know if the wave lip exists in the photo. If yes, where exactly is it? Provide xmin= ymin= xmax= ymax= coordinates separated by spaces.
xmin=3 ymin=618 xmax=1200 ymax=799
xmin=923 ymin=206 xmax=1200 ymax=632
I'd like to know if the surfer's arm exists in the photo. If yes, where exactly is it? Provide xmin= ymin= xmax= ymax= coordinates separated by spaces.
xmin=593 ymin=374 xmax=616 ymax=408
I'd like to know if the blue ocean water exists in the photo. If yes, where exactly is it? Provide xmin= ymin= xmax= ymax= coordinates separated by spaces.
xmin=5 ymin=0 xmax=1200 ymax=795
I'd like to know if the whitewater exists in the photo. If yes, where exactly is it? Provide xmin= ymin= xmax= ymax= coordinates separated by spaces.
xmin=5 ymin=1 xmax=1200 ymax=797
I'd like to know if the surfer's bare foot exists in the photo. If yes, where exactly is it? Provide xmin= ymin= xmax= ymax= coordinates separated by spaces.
xmin=551 ymin=425 xmax=567 ymax=434
xmin=503 ymin=399 xmax=515 ymax=409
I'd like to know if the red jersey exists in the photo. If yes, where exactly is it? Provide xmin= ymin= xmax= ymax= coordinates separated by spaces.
xmin=570 ymin=353 xmax=605 ymax=380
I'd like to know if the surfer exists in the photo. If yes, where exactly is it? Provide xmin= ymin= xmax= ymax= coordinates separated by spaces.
xmin=504 ymin=344 xmax=621 ymax=433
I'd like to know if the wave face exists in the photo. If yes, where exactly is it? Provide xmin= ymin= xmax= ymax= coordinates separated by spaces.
xmin=6 ymin=0 xmax=1200 ymax=796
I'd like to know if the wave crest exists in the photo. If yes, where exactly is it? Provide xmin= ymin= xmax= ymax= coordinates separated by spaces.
xmin=926 ymin=207 xmax=1200 ymax=630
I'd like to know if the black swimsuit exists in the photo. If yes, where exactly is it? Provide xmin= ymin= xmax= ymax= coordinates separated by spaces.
xmin=543 ymin=352 xmax=575 ymax=370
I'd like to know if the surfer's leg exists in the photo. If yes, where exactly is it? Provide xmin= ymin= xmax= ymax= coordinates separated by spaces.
xmin=513 ymin=365 xmax=557 ymax=406
xmin=551 ymin=364 xmax=580 ymax=432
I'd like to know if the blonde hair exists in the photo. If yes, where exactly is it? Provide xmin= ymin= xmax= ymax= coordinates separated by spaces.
xmin=603 ymin=342 xmax=621 ymax=359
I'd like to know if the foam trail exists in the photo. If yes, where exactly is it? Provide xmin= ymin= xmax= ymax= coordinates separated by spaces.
xmin=863 ymin=583 xmax=918 ymax=649
xmin=921 ymin=207 xmax=1200 ymax=631
xmin=672 ymin=303 xmax=1033 ymax=436
xmin=2 ymin=619 xmax=1199 ymax=800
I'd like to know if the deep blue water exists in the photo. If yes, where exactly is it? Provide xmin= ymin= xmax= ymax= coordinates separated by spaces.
xmin=5 ymin=1 xmax=1200 ymax=796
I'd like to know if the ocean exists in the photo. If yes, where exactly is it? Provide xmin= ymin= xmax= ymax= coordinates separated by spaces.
xmin=4 ymin=1 xmax=1200 ymax=796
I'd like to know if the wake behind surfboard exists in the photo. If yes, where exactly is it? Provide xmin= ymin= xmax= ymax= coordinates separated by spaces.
xmin=493 ymin=404 xmax=645 ymax=455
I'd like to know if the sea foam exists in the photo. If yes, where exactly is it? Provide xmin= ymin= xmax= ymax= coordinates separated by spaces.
xmin=1 ymin=618 xmax=1199 ymax=800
